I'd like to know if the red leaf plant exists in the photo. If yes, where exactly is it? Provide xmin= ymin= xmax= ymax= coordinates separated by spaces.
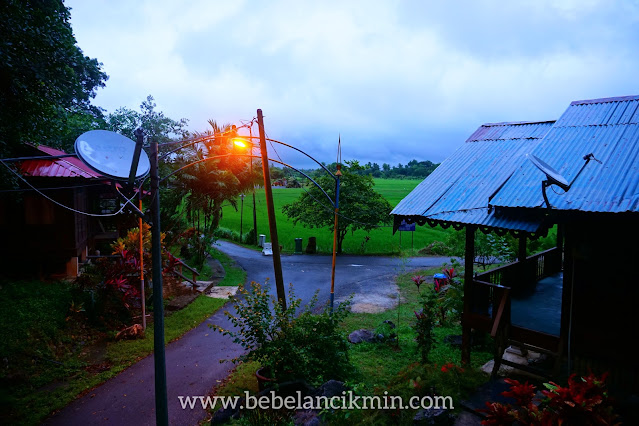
xmin=481 ymin=373 xmax=619 ymax=425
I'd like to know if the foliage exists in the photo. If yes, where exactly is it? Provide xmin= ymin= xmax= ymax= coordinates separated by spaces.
xmin=0 ymin=0 xmax=108 ymax=158
xmin=74 ymin=224 xmax=168 ymax=326
xmin=412 ymin=275 xmax=435 ymax=363
xmin=306 ymin=159 xmax=439 ymax=180
xmin=106 ymin=95 xmax=189 ymax=143
xmin=211 ymin=281 xmax=354 ymax=385
xmin=481 ymin=374 xmax=619 ymax=425
xmin=445 ymin=229 xmax=557 ymax=270
xmin=163 ymin=120 xmax=260 ymax=267
xmin=438 ymin=260 xmax=464 ymax=324
xmin=282 ymin=160 xmax=394 ymax=253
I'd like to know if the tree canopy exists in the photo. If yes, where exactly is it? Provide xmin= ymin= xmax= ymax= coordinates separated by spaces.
xmin=0 ymin=0 xmax=108 ymax=156
xmin=282 ymin=161 xmax=393 ymax=253
xmin=106 ymin=95 xmax=189 ymax=144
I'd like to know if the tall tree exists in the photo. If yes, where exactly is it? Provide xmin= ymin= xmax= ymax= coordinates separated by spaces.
xmin=0 ymin=0 xmax=108 ymax=156
xmin=166 ymin=120 xmax=261 ymax=266
xmin=282 ymin=160 xmax=393 ymax=253
xmin=106 ymin=95 xmax=189 ymax=143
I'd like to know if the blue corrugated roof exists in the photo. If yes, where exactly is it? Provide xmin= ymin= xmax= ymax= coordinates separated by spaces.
xmin=490 ymin=95 xmax=639 ymax=212
xmin=391 ymin=121 xmax=555 ymax=232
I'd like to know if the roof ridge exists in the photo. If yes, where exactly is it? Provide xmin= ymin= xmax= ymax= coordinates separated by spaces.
xmin=481 ymin=120 xmax=556 ymax=127
xmin=570 ymin=95 xmax=639 ymax=106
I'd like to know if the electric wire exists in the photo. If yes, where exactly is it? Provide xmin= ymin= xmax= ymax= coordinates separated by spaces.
xmin=0 ymin=159 xmax=141 ymax=218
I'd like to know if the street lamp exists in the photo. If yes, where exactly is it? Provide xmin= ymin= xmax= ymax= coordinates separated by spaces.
xmin=232 ymin=119 xmax=342 ymax=312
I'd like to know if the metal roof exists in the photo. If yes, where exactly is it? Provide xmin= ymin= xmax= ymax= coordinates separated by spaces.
xmin=490 ymin=95 xmax=639 ymax=212
xmin=19 ymin=145 xmax=103 ymax=179
xmin=391 ymin=121 xmax=554 ymax=232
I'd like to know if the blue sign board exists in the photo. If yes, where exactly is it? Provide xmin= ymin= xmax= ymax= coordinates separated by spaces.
xmin=398 ymin=220 xmax=416 ymax=232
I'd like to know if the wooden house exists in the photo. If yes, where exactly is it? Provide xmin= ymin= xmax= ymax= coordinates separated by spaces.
xmin=0 ymin=144 xmax=123 ymax=278
xmin=392 ymin=95 xmax=639 ymax=391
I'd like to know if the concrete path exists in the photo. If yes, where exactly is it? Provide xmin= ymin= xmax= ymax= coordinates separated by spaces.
xmin=44 ymin=242 xmax=450 ymax=425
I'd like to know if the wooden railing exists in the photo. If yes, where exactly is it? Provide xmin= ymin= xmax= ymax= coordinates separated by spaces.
xmin=465 ymin=247 xmax=563 ymax=353
xmin=163 ymin=251 xmax=200 ymax=286
xmin=475 ymin=247 xmax=561 ymax=296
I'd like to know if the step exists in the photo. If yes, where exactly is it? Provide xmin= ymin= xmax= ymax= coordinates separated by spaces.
xmin=206 ymin=286 xmax=238 ymax=299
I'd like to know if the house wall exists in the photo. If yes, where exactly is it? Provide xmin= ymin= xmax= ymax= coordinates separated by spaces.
xmin=0 ymin=186 xmax=87 ymax=277
xmin=565 ymin=218 xmax=639 ymax=387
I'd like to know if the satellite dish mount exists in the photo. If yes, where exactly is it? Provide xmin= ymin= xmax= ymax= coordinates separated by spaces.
xmin=527 ymin=153 xmax=599 ymax=208
xmin=74 ymin=129 xmax=150 ymax=217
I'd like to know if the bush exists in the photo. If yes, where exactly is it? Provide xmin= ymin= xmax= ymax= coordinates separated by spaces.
xmin=211 ymin=281 xmax=354 ymax=385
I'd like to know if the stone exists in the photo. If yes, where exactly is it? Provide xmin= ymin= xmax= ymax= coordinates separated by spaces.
xmin=206 ymin=286 xmax=239 ymax=299
xmin=348 ymin=329 xmax=377 ymax=344
xmin=382 ymin=319 xmax=396 ymax=329
xmin=413 ymin=407 xmax=452 ymax=425
xmin=115 ymin=324 xmax=144 ymax=341
xmin=313 ymin=380 xmax=347 ymax=399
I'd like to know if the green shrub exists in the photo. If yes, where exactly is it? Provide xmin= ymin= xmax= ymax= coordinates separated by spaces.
xmin=211 ymin=281 xmax=354 ymax=385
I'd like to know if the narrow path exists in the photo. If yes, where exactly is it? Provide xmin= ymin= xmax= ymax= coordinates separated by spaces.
xmin=44 ymin=243 xmax=450 ymax=425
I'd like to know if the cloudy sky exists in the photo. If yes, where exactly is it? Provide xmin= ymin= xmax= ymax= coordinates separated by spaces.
xmin=67 ymin=0 xmax=639 ymax=168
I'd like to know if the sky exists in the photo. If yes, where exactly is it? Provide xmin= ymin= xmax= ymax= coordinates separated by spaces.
xmin=66 ymin=0 xmax=639 ymax=169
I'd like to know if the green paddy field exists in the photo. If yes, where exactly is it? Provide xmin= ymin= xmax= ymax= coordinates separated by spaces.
xmin=217 ymin=178 xmax=451 ymax=255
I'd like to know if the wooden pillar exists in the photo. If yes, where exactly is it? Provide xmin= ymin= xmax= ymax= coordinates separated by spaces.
xmin=462 ymin=225 xmax=476 ymax=365
xmin=518 ymin=235 xmax=527 ymax=290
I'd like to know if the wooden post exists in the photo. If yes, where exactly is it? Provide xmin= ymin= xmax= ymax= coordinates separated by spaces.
xmin=462 ymin=225 xmax=476 ymax=364
xmin=518 ymin=235 xmax=527 ymax=290
xmin=257 ymin=109 xmax=286 ymax=309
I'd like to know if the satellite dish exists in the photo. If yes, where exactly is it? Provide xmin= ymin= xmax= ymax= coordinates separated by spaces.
xmin=526 ymin=154 xmax=570 ymax=191
xmin=75 ymin=130 xmax=150 ymax=180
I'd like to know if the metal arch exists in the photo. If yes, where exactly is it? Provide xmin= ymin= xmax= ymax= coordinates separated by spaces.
xmin=159 ymin=153 xmax=337 ymax=207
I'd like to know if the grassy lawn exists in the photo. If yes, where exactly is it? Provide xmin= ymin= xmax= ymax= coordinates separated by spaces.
xmin=0 ymin=248 xmax=243 ymax=425
xmin=207 ymin=265 xmax=494 ymax=425
xmin=218 ymin=178 xmax=451 ymax=255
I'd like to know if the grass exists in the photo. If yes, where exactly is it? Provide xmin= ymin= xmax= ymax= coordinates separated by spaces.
xmin=205 ymin=264 xmax=494 ymax=424
xmin=217 ymin=178 xmax=451 ymax=255
xmin=0 ymin=248 xmax=241 ymax=425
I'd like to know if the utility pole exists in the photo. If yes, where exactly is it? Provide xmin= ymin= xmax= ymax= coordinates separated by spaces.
xmin=150 ymin=138 xmax=169 ymax=425
xmin=257 ymin=109 xmax=286 ymax=309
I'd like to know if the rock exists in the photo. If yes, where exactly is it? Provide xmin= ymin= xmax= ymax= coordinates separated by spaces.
xmin=382 ymin=320 xmax=396 ymax=329
xmin=115 ymin=324 xmax=144 ymax=340
xmin=210 ymin=398 xmax=242 ymax=424
xmin=413 ymin=407 xmax=452 ymax=425
xmin=348 ymin=329 xmax=377 ymax=343
xmin=313 ymin=380 xmax=347 ymax=399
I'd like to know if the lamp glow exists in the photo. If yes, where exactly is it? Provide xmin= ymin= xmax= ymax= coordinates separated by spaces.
xmin=233 ymin=138 xmax=248 ymax=149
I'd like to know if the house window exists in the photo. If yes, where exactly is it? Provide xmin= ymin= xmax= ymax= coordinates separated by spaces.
xmin=24 ymin=196 xmax=55 ymax=225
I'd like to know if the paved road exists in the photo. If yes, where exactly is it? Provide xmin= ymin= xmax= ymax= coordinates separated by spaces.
xmin=44 ymin=242 xmax=450 ymax=425
xmin=214 ymin=241 xmax=451 ymax=311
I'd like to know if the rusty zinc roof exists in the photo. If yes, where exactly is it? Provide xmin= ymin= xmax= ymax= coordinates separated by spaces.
xmin=490 ymin=95 xmax=639 ymax=212
xmin=19 ymin=145 xmax=103 ymax=179
xmin=391 ymin=120 xmax=555 ymax=233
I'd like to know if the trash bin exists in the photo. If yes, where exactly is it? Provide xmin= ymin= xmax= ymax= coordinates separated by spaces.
xmin=294 ymin=238 xmax=303 ymax=254
xmin=433 ymin=273 xmax=447 ymax=292
xmin=258 ymin=234 xmax=266 ymax=247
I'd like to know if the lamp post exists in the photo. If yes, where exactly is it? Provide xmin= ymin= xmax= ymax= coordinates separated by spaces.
xmin=149 ymin=138 xmax=168 ymax=426
xmin=232 ymin=125 xmax=342 ymax=311
xmin=257 ymin=109 xmax=287 ymax=309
